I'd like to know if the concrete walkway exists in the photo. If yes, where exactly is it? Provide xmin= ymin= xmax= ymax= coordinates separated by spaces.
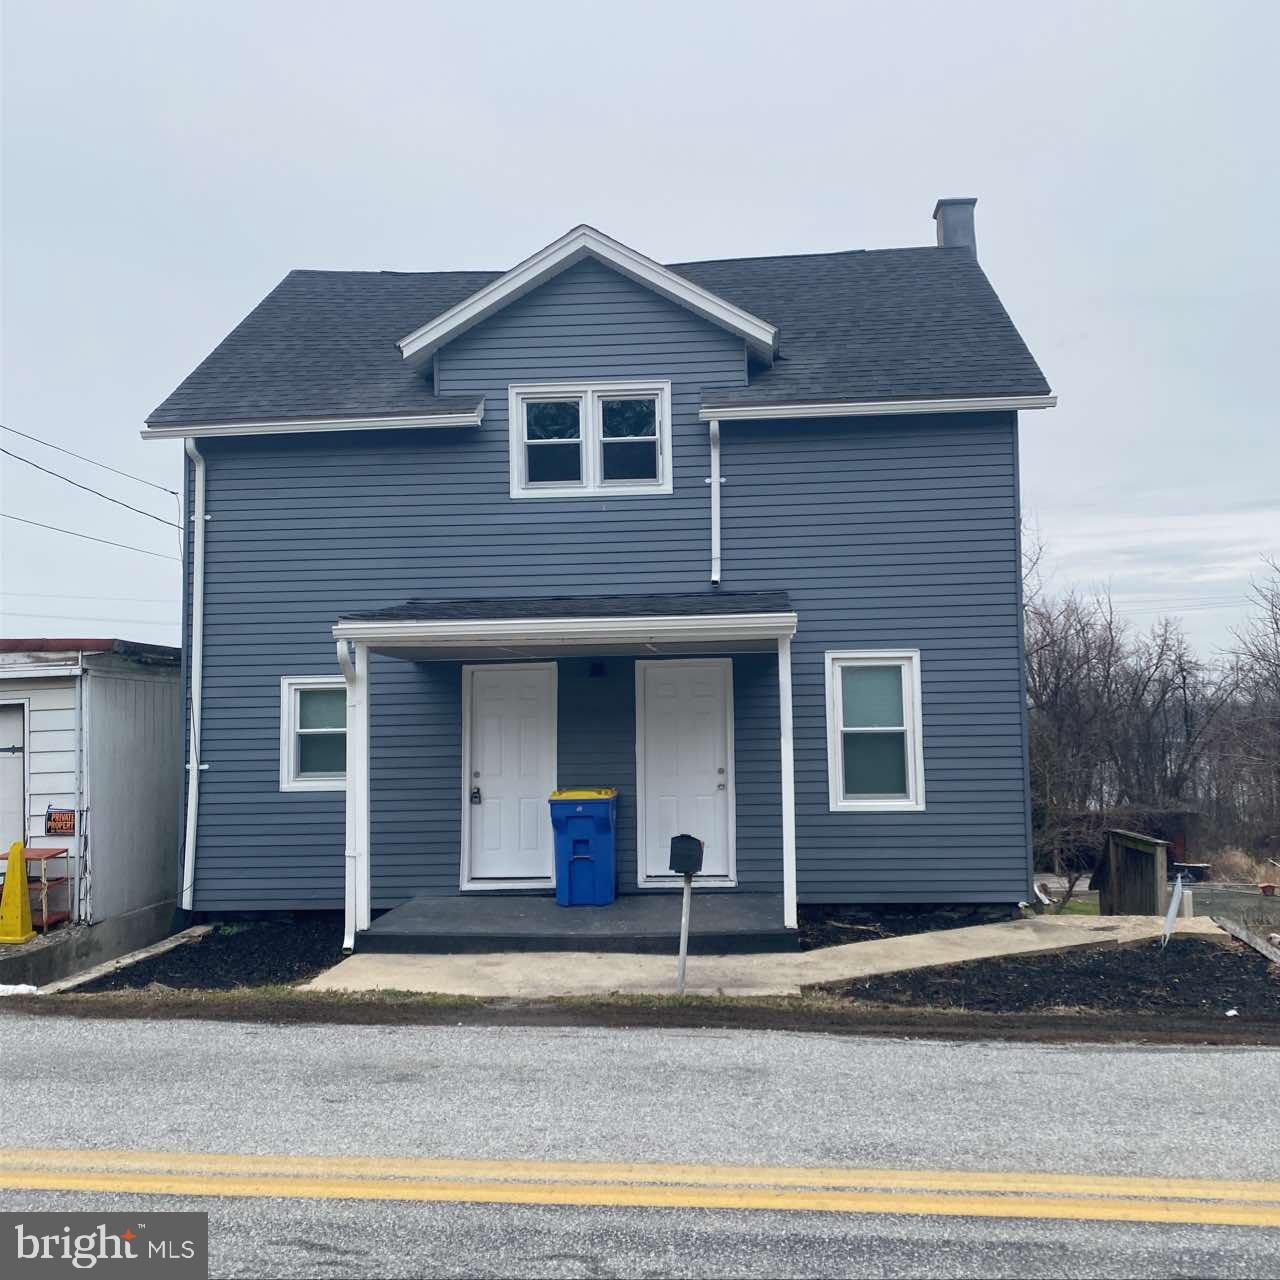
xmin=304 ymin=914 xmax=1224 ymax=999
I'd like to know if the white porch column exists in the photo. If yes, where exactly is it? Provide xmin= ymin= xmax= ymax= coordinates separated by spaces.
xmin=777 ymin=634 xmax=797 ymax=928
xmin=337 ymin=639 xmax=371 ymax=950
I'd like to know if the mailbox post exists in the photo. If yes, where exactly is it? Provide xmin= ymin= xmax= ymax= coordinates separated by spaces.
xmin=669 ymin=834 xmax=704 ymax=994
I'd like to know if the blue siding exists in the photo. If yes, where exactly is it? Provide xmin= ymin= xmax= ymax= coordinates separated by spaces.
xmin=184 ymin=256 xmax=1028 ymax=910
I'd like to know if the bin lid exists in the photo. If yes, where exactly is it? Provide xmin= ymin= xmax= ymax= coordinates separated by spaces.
xmin=549 ymin=788 xmax=617 ymax=799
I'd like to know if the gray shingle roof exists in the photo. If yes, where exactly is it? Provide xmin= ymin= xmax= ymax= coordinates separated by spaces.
xmin=147 ymin=245 xmax=1048 ymax=426
xmin=339 ymin=591 xmax=793 ymax=623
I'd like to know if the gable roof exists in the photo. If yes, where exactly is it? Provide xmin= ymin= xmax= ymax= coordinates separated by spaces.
xmin=396 ymin=225 xmax=778 ymax=368
xmin=146 ymin=235 xmax=1050 ymax=430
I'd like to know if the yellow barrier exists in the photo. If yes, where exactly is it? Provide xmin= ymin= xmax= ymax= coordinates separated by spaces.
xmin=0 ymin=841 xmax=36 ymax=945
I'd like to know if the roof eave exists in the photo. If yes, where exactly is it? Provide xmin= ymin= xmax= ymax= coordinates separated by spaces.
xmin=396 ymin=225 xmax=778 ymax=367
xmin=698 ymin=393 xmax=1057 ymax=422
xmin=140 ymin=404 xmax=485 ymax=441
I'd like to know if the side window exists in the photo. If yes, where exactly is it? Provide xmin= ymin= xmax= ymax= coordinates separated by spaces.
xmin=280 ymin=677 xmax=346 ymax=792
xmin=824 ymin=651 xmax=925 ymax=812
xmin=509 ymin=380 xmax=672 ymax=498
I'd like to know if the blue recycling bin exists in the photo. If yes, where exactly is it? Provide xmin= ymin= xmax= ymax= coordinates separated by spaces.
xmin=549 ymin=788 xmax=617 ymax=907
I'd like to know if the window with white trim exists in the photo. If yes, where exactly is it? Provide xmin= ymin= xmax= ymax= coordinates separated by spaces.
xmin=824 ymin=650 xmax=925 ymax=812
xmin=280 ymin=676 xmax=346 ymax=792
xmin=508 ymin=380 xmax=673 ymax=498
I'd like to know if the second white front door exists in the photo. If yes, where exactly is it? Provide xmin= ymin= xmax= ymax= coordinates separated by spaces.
xmin=465 ymin=664 xmax=557 ymax=883
xmin=637 ymin=658 xmax=735 ymax=883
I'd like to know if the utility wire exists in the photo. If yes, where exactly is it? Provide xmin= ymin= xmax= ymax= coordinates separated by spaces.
xmin=1 ymin=590 xmax=176 ymax=605
xmin=1 ymin=513 xmax=181 ymax=562
xmin=1 ymin=609 xmax=178 ymax=627
xmin=1 ymin=446 xmax=182 ymax=530
xmin=1 ymin=422 xmax=178 ymax=496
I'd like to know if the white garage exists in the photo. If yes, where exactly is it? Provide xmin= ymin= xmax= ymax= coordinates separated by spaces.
xmin=0 ymin=638 xmax=182 ymax=928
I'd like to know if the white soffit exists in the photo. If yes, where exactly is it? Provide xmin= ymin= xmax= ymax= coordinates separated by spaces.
xmin=397 ymin=225 xmax=778 ymax=366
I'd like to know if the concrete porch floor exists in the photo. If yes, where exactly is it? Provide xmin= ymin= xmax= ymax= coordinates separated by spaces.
xmin=358 ymin=891 xmax=794 ymax=954
xmin=310 ymin=914 xmax=1225 ymax=998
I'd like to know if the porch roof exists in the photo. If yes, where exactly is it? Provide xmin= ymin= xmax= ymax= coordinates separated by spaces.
xmin=332 ymin=591 xmax=796 ymax=658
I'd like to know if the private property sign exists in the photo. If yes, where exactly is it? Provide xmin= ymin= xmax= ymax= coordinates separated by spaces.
xmin=44 ymin=808 xmax=75 ymax=837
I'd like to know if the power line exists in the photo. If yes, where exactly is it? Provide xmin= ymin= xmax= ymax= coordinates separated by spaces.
xmin=0 ymin=423 xmax=178 ymax=496
xmin=1 ymin=513 xmax=181 ymax=562
xmin=1 ymin=446 xmax=182 ymax=530
xmin=0 ymin=609 xmax=178 ymax=627
xmin=1 ymin=590 xmax=176 ymax=605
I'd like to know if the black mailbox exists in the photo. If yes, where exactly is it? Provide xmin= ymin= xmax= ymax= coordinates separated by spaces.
xmin=669 ymin=834 xmax=704 ymax=877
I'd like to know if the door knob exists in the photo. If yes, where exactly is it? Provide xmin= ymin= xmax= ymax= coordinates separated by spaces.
xmin=470 ymin=786 xmax=482 ymax=805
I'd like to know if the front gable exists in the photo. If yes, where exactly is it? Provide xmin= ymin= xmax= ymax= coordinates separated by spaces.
xmin=399 ymin=224 xmax=778 ymax=369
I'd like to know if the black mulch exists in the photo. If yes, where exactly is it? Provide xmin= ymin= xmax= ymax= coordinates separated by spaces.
xmin=832 ymin=935 xmax=1280 ymax=1020
xmin=76 ymin=916 xmax=345 ymax=992
xmin=799 ymin=903 xmax=1014 ymax=950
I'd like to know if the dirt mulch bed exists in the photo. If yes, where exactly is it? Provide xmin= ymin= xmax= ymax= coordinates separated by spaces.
xmin=831 ymin=934 xmax=1280 ymax=1020
xmin=76 ymin=916 xmax=345 ymax=992
xmin=6 ymin=987 xmax=1280 ymax=1046
xmin=799 ymin=903 xmax=1014 ymax=950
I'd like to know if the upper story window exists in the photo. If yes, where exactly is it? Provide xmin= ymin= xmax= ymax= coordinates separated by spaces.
xmin=280 ymin=676 xmax=346 ymax=792
xmin=508 ymin=380 xmax=673 ymax=499
xmin=824 ymin=650 xmax=926 ymax=812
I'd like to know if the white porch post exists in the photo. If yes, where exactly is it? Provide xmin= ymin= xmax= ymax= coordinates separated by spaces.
xmin=778 ymin=634 xmax=797 ymax=928
xmin=337 ymin=639 xmax=371 ymax=950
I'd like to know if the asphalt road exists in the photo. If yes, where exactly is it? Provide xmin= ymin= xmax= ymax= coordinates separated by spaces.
xmin=2 ymin=1014 xmax=1278 ymax=1278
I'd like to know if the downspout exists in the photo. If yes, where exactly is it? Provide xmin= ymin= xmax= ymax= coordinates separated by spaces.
xmin=707 ymin=419 xmax=722 ymax=584
xmin=181 ymin=439 xmax=206 ymax=911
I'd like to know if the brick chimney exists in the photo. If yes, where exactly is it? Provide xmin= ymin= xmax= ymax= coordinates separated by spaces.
xmin=933 ymin=198 xmax=977 ymax=256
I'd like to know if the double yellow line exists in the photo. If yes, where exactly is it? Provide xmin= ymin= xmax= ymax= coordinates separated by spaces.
xmin=1 ymin=1148 xmax=1278 ymax=1228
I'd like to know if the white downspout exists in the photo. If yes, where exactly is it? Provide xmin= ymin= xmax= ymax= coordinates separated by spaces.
xmin=707 ymin=419 xmax=722 ymax=584
xmin=181 ymin=439 xmax=206 ymax=911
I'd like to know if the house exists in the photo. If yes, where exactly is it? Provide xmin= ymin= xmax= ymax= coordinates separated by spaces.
xmin=0 ymin=639 xmax=182 ymax=965
xmin=143 ymin=200 xmax=1053 ymax=951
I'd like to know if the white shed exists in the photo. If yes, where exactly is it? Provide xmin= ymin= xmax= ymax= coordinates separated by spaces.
xmin=0 ymin=639 xmax=182 ymax=928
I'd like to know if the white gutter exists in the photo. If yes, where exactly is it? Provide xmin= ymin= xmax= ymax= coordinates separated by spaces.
xmin=332 ymin=611 xmax=797 ymax=648
xmin=180 ymin=438 xmax=206 ymax=911
xmin=698 ymin=394 xmax=1057 ymax=422
xmin=706 ymin=419 xmax=722 ymax=584
xmin=141 ymin=406 xmax=483 ymax=442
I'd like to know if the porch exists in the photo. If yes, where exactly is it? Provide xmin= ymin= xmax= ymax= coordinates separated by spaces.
xmin=332 ymin=591 xmax=799 ymax=952
xmin=359 ymin=890 xmax=795 ymax=954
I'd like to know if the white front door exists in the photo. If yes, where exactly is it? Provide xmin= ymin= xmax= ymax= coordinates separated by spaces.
xmin=0 ymin=705 xmax=24 ymax=850
xmin=637 ymin=659 xmax=735 ymax=883
xmin=464 ymin=664 xmax=557 ymax=884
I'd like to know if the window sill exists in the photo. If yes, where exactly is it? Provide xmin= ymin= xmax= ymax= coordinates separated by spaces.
xmin=509 ymin=481 xmax=674 ymax=501
xmin=829 ymin=798 xmax=926 ymax=814
xmin=280 ymin=778 xmax=346 ymax=794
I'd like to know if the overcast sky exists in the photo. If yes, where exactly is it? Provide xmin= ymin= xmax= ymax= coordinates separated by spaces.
xmin=2 ymin=0 xmax=1276 ymax=653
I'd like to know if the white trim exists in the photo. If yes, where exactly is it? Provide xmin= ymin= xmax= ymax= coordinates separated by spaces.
xmin=634 ymin=658 xmax=736 ymax=888
xmin=777 ymin=635 xmax=797 ymax=928
xmin=0 ymin=696 xmax=32 ymax=849
xmin=459 ymin=662 xmax=558 ymax=891
xmin=507 ymin=380 xmax=673 ymax=499
xmin=824 ymin=649 xmax=926 ymax=813
xmin=180 ymin=439 xmax=205 ymax=912
xmin=708 ymin=419 xmax=722 ymax=584
xmin=142 ymin=407 xmax=484 ymax=442
xmin=398 ymin=225 xmax=778 ymax=365
xmin=0 ymin=664 xmax=83 ymax=680
xmin=699 ymin=394 xmax=1057 ymax=422
xmin=279 ymin=675 xmax=347 ymax=793
xmin=333 ymin=611 xmax=797 ymax=649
